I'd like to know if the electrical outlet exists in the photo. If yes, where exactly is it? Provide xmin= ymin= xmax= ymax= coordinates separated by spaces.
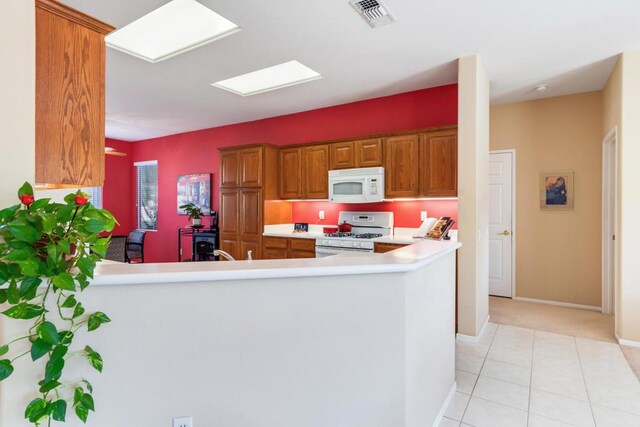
xmin=319 ymin=210 xmax=325 ymax=220
xmin=420 ymin=211 xmax=428 ymax=221
xmin=173 ymin=416 xmax=193 ymax=427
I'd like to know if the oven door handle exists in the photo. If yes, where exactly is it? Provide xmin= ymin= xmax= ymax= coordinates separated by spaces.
xmin=315 ymin=247 xmax=371 ymax=255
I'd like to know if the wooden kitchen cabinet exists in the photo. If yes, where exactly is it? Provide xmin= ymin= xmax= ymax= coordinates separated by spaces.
xmin=220 ymin=150 xmax=240 ymax=188
xmin=329 ymin=138 xmax=383 ymax=170
xmin=279 ymin=147 xmax=304 ymax=199
xmin=330 ymin=141 xmax=356 ymax=169
xmin=384 ymin=134 xmax=420 ymax=198
xmin=221 ymin=147 xmax=263 ymax=188
xmin=303 ymin=144 xmax=329 ymax=199
xmin=219 ymin=190 xmax=240 ymax=260
xmin=355 ymin=138 xmax=383 ymax=167
xmin=262 ymin=237 xmax=316 ymax=259
xmin=374 ymin=242 xmax=408 ymax=253
xmin=239 ymin=147 xmax=263 ymax=187
xmin=420 ymin=129 xmax=458 ymax=197
xmin=218 ymin=145 xmax=279 ymax=260
xmin=35 ymin=0 xmax=114 ymax=187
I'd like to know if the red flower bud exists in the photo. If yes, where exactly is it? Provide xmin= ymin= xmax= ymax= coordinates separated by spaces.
xmin=19 ymin=194 xmax=34 ymax=206
xmin=74 ymin=195 xmax=89 ymax=206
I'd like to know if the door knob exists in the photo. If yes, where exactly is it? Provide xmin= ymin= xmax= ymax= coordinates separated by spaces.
xmin=499 ymin=230 xmax=510 ymax=236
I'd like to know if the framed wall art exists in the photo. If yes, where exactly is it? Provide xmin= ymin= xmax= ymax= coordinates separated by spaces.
xmin=177 ymin=173 xmax=211 ymax=215
xmin=540 ymin=171 xmax=574 ymax=210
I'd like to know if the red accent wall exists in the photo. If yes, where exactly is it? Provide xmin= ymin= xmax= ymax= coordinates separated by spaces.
xmin=103 ymin=139 xmax=134 ymax=236
xmin=107 ymin=84 xmax=458 ymax=262
xmin=291 ymin=200 xmax=458 ymax=229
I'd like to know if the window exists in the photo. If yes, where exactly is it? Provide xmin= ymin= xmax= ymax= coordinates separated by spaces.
xmin=87 ymin=187 xmax=103 ymax=209
xmin=135 ymin=161 xmax=158 ymax=230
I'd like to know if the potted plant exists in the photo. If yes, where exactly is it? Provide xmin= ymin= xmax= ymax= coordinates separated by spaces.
xmin=0 ymin=183 xmax=115 ymax=425
xmin=179 ymin=203 xmax=204 ymax=227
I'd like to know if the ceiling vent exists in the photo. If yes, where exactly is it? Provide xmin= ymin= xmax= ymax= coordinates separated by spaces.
xmin=350 ymin=0 xmax=396 ymax=28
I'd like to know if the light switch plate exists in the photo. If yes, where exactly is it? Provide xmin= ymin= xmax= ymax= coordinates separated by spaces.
xmin=173 ymin=416 xmax=193 ymax=427
xmin=420 ymin=211 xmax=428 ymax=221
xmin=319 ymin=210 xmax=325 ymax=220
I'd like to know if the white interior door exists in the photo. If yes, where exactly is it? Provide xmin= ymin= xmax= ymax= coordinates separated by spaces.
xmin=489 ymin=152 xmax=514 ymax=297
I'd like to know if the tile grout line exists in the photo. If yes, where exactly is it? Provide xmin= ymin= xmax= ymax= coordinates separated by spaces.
xmin=459 ymin=324 xmax=498 ymax=425
xmin=526 ymin=330 xmax=536 ymax=427
xmin=574 ymin=335 xmax=598 ymax=427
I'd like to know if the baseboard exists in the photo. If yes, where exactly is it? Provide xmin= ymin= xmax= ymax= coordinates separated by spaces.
xmin=456 ymin=315 xmax=490 ymax=343
xmin=432 ymin=381 xmax=457 ymax=427
xmin=617 ymin=335 xmax=640 ymax=348
xmin=513 ymin=297 xmax=601 ymax=312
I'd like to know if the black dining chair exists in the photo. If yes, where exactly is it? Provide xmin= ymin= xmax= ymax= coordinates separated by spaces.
xmin=104 ymin=235 xmax=127 ymax=263
xmin=125 ymin=230 xmax=147 ymax=263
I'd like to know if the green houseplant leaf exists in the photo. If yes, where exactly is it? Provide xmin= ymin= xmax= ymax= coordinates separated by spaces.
xmin=0 ymin=183 xmax=113 ymax=425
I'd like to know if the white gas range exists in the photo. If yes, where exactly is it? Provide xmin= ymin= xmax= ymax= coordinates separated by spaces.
xmin=315 ymin=212 xmax=393 ymax=257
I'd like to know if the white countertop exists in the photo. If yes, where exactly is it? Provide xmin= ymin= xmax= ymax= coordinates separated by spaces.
xmin=263 ymin=224 xmax=458 ymax=245
xmin=92 ymin=239 xmax=461 ymax=286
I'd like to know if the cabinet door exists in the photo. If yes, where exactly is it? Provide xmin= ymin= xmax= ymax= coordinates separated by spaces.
xmin=330 ymin=141 xmax=356 ymax=170
xmin=219 ymin=190 xmax=240 ymax=260
xmin=355 ymin=138 xmax=383 ymax=167
xmin=262 ymin=247 xmax=288 ymax=259
xmin=239 ymin=189 xmax=262 ymax=259
xmin=239 ymin=147 xmax=263 ymax=187
xmin=35 ymin=4 xmax=113 ymax=186
xmin=304 ymin=145 xmax=329 ymax=199
xmin=288 ymin=250 xmax=316 ymax=259
xmin=279 ymin=148 xmax=303 ymax=199
xmin=421 ymin=130 xmax=458 ymax=197
xmin=220 ymin=151 xmax=240 ymax=188
xmin=220 ymin=190 xmax=239 ymax=235
xmin=374 ymin=242 xmax=407 ymax=253
xmin=384 ymin=134 xmax=420 ymax=198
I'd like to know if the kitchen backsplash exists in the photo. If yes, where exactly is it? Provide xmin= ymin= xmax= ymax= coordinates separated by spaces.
xmin=291 ymin=200 xmax=458 ymax=229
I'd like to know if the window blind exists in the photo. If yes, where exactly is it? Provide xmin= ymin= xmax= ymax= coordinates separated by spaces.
xmin=136 ymin=161 xmax=158 ymax=231
xmin=88 ymin=187 xmax=103 ymax=209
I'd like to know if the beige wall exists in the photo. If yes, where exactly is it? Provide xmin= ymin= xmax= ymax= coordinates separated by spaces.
xmin=0 ymin=0 xmax=35 ymax=206
xmin=457 ymin=55 xmax=490 ymax=336
xmin=490 ymin=92 xmax=604 ymax=307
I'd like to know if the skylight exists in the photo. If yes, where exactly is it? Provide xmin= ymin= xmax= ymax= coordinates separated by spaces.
xmin=105 ymin=0 xmax=240 ymax=63
xmin=212 ymin=61 xmax=323 ymax=96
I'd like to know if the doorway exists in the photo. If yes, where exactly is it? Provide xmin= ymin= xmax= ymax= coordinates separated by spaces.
xmin=602 ymin=127 xmax=617 ymax=316
xmin=489 ymin=150 xmax=515 ymax=298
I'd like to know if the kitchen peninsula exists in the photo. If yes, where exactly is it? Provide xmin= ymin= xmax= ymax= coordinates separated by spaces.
xmin=1 ymin=239 xmax=460 ymax=427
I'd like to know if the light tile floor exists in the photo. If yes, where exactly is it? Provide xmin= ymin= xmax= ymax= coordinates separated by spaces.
xmin=441 ymin=323 xmax=640 ymax=426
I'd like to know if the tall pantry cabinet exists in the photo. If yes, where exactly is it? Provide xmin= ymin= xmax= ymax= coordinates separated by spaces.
xmin=218 ymin=145 xmax=279 ymax=260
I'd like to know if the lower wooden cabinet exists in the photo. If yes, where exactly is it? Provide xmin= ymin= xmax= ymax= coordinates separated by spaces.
xmin=374 ymin=242 xmax=408 ymax=253
xmin=219 ymin=189 xmax=263 ymax=260
xmin=263 ymin=237 xmax=316 ymax=259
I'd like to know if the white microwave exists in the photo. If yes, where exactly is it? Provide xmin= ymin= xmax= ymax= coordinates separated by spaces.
xmin=328 ymin=167 xmax=385 ymax=203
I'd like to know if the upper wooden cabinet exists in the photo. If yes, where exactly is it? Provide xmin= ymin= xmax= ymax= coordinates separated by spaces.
xmin=420 ymin=129 xmax=458 ymax=197
xmin=330 ymin=141 xmax=356 ymax=170
xmin=303 ymin=144 xmax=329 ymax=199
xmin=220 ymin=150 xmax=240 ymax=188
xmin=35 ymin=0 xmax=114 ymax=187
xmin=239 ymin=147 xmax=263 ymax=187
xmin=355 ymin=138 xmax=383 ymax=168
xmin=329 ymin=138 xmax=383 ymax=170
xmin=279 ymin=147 xmax=304 ymax=199
xmin=221 ymin=146 xmax=264 ymax=188
xmin=384 ymin=134 xmax=420 ymax=198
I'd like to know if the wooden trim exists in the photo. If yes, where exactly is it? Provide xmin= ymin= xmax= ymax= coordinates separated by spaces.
xmin=277 ymin=124 xmax=458 ymax=149
xmin=218 ymin=143 xmax=277 ymax=153
xmin=36 ymin=0 xmax=114 ymax=34
xmin=217 ymin=126 xmax=458 ymax=153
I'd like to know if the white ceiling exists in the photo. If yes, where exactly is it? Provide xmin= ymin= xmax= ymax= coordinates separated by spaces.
xmin=60 ymin=0 xmax=640 ymax=141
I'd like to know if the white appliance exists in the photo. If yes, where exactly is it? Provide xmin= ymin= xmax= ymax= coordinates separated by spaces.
xmin=328 ymin=167 xmax=385 ymax=203
xmin=315 ymin=211 xmax=393 ymax=257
